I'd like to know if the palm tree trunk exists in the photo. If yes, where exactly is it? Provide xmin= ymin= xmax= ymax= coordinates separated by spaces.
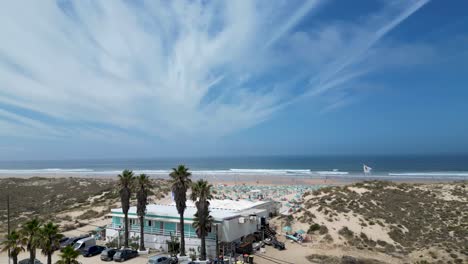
xmin=139 ymin=215 xmax=145 ymax=251
xmin=179 ymin=213 xmax=185 ymax=256
xmin=124 ymin=213 xmax=129 ymax=248
xmin=200 ymin=235 xmax=206 ymax=261
xmin=47 ymin=253 xmax=52 ymax=264
xmin=12 ymin=254 xmax=18 ymax=264
xmin=29 ymin=245 xmax=35 ymax=262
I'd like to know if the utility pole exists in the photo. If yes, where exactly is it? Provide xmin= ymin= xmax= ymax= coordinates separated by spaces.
xmin=7 ymin=194 xmax=11 ymax=264
xmin=215 ymin=224 xmax=219 ymax=259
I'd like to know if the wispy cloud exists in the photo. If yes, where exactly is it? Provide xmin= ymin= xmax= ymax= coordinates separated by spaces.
xmin=302 ymin=0 xmax=431 ymax=97
xmin=0 ymin=0 xmax=430 ymax=141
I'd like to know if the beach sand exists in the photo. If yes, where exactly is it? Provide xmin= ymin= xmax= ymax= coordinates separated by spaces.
xmin=0 ymin=175 xmax=466 ymax=264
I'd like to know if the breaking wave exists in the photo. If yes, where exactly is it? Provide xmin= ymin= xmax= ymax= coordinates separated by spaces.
xmin=0 ymin=168 xmax=467 ymax=179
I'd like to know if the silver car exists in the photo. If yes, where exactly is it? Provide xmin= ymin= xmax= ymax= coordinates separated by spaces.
xmin=147 ymin=254 xmax=171 ymax=264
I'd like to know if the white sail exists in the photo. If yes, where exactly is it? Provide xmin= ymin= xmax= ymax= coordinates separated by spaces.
xmin=363 ymin=164 xmax=372 ymax=174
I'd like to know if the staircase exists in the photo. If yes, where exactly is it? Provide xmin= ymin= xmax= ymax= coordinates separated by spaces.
xmin=263 ymin=225 xmax=277 ymax=239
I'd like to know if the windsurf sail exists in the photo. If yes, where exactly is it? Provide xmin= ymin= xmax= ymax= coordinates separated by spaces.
xmin=363 ymin=164 xmax=372 ymax=174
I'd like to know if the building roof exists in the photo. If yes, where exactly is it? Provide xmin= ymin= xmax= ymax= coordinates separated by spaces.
xmin=111 ymin=199 xmax=270 ymax=222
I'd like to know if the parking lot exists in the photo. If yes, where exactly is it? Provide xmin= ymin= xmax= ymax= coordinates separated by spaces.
xmin=0 ymin=251 xmax=152 ymax=264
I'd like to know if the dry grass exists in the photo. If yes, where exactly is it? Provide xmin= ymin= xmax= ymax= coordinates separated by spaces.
xmin=0 ymin=177 xmax=171 ymax=234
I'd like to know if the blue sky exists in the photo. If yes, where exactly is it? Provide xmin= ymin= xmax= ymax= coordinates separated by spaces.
xmin=0 ymin=0 xmax=467 ymax=160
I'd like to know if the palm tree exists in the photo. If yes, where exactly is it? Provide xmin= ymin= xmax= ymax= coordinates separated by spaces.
xmin=118 ymin=169 xmax=135 ymax=248
xmin=136 ymin=173 xmax=153 ymax=251
xmin=1 ymin=230 xmax=25 ymax=264
xmin=56 ymin=245 xmax=79 ymax=264
xmin=169 ymin=165 xmax=192 ymax=256
xmin=192 ymin=211 xmax=213 ymax=261
xmin=40 ymin=222 xmax=63 ymax=264
xmin=21 ymin=218 xmax=42 ymax=263
xmin=191 ymin=179 xmax=213 ymax=261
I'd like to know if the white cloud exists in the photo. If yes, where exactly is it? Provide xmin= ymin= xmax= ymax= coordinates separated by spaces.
xmin=0 ymin=0 xmax=429 ymax=141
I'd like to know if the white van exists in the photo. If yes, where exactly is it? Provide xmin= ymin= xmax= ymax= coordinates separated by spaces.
xmin=73 ymin=237 xmax=96 ymax=250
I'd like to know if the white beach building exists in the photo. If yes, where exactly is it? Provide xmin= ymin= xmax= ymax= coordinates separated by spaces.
xmin=106 ymin=199 xmax=279 ymax=257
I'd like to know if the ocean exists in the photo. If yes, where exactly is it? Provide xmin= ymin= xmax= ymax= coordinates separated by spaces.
xmin=0 ymin=155 xmax=467 ymax=180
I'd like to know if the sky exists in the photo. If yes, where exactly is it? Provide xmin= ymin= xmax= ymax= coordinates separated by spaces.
xmin=0 ymin=0 xmax=468 ymax=160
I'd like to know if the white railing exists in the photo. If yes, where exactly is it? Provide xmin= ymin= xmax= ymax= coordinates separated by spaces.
xmin=108 ymin=223 xmax=216 ymax=240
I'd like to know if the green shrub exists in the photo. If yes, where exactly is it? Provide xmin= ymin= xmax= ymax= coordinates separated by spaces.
xmin=106 ymin=237 xmax=118 ymax=248
xmin=308 ymin=223 xmax=321 ymax=234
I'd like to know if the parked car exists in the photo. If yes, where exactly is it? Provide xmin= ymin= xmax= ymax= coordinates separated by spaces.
xmin=148 ymin=254 xmax=172 ymax=264
xmin=101 ymin=248 xmax=118 ymax=261
xmin=79 ymin=245 xmax=106 ymax=257
xmin=18 ymin=259 xmax=43 ymax=264
xmin=73 ymin=237 xmax=96 ymax=250
xmin=113 ymin=249 xmax=138 ymax=262
xmin=252 ymin=241 xmax=265 ymax=251
xmin=271 ymin=239 xmax=285 ymax=250
xmin=60 ymin=235 xmax=88 ymax=248
xmin=235 ymin=241 xmax=253 ymax=255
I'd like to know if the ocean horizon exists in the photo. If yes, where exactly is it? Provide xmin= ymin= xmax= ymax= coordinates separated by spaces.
xmin=1 ymin=154 xmax=467 ymax=179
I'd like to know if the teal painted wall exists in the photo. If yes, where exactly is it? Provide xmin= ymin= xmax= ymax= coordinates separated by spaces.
xmin=184 ymin=224 xmax=193 ymax=233
xmin=112 ymin=216 xmax=121 ymax=225
xmin=164 ymin=222 xmax=176 ymax=232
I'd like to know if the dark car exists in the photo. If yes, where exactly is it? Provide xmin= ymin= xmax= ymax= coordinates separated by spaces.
xmin=80 ymin=245 xmax=106 ymax=257
xmin=113 ymin=249 xmax=138 ymax=262
xmin=101 ymin=248 xmax=118 ymax=261
xmin=271 ymin=239 xmax=285 ymax=250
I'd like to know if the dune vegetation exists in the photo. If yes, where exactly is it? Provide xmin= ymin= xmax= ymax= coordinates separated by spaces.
xmin=292 ymin=181 xmax=467 ymax=263
xmin=0 ymin=177 xmax=170 ymax=235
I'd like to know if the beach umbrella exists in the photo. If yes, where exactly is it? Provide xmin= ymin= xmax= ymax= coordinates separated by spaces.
xmin=297 ymin=229 xmax=306 ymax=234
xmin=283 ymin=226 xmax=292 ymax=232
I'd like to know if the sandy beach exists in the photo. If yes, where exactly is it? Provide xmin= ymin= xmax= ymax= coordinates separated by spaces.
xmin=1 ymin=175 xmax=466 ymax=264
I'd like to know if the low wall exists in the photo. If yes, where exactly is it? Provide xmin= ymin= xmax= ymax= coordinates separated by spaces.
xmin=105 ymin=229 xmax=217 ymax=258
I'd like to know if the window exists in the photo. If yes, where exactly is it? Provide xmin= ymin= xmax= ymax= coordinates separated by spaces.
xmin=147 ymin=220 xmax=152 ymax=227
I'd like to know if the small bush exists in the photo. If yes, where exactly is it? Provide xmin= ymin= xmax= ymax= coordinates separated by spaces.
xmin=77 ymin=209 xmax=99 ymax=220
xmin=61 ymin=223 xmax=75 ymax=232
xmin=428 ymin=251 xmax=438 ymax=259
xmin=321 ymin=234 xmax=333 ymax=243
xmin=60 ymin=215 xmax=73 ymax=221
xmin=360 ymin=232 xmax=368 ymax=241
xmin=106 ymin=237 xmax=118 ymax=248
xmin=376 ymin=240 xmax=387 ymax=247
xmin=338 ymin=227 xmax=354 ymax=239
xmin=319 ymin=225 xmax=329 ymax=235
xmin=308 ymin=223 xmax=321 ymax=234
